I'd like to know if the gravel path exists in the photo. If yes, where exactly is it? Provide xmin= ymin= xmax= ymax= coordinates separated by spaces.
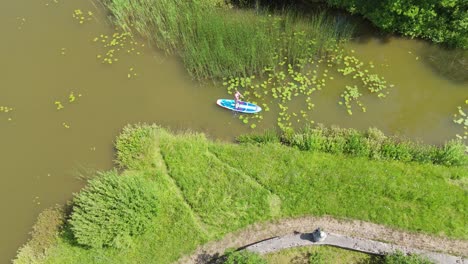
xmin=175 ymin=216 xmax=468 ymax=264
xmin=246 ymin=232 xmax=466 ymax=264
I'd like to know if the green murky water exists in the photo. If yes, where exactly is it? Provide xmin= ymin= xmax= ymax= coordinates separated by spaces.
xmin=0 ymin=0 xmax=466 ymax=262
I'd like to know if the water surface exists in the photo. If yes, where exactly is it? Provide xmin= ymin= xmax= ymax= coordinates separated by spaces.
xmin=0 ymin=1 xmax=466 ymax=263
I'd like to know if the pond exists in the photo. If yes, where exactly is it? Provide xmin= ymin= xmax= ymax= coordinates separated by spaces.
xmin=0 ymin=0 xmax=466 ymax=262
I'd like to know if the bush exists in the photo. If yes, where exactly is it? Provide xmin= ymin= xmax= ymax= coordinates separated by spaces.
xmin=366 ymin=127 xmax=387 ymax=159
xmin=14 ymin=206 xmax=66 ymax=264
xmin=323 ymin=0 xmax=467 ymax=48
xmin=380 ymin=140 xmax=413 ymax=162
xmin=223 ymin=249 xmax=267 ymax=264
xmin=70 ymin=171 xmax=158 ymax=248
xmin=115 ymin=123 xmax=158 ymax=170
xmin=408 ymin=143 xmax=438 ymax=164
xmin=435 ymin=140 xmax=467 ymax=166
xmin=384 ymin=251 xmax=434 ymax=264
xmin=343 ymin=129 xmax=370 ymax=157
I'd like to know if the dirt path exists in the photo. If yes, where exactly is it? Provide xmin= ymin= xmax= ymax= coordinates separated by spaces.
xmin=175 ymin=216 xmax=468 ymax=264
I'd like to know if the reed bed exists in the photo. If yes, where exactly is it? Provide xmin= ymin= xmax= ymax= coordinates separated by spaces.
xmin=102 ymin=0 xmax=353 ymax=79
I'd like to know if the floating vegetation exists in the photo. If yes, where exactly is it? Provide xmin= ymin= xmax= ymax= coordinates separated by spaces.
xmin=93 ymin=32 xmax=143 ymax=68
xmin=45 ymin=0 xmax=59 ymax=6
xmin=453 ymin=99 xmax=468 ymax=141
xmin=0 ymin=106 xmax=14 ymax=121
xmin=223 ymin=40 xmax=393 ymax=131
xmin=0 ymin=106 xmax=13 ymax=113
xmin=55 ymin=91 xmax=81 ymax=109
xmin=54 ymin=101 xmax=64 ymax=110
xmin=72 ymin=9 xmax=93 ymax=24
xmin=328 ymin=45 xmax=393 ymax=115
xmin=127 ymin=67 xmax=137 ymax=79
xmin=16 ymin=17 xmax=26 ymax=30
xmin=339 ymin=85 xmax=364 ymax=115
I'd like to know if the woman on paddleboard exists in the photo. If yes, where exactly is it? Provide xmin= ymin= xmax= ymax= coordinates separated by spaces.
xmin=234 ymin=90 xmax=243 ymax=108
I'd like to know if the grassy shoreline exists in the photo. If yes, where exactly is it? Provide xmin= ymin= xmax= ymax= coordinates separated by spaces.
xmin=15 ymin=124 xmax=467 ymax=263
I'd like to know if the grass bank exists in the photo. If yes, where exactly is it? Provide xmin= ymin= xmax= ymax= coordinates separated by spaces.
xmin=15 ymin=124 xmax=467 ymax=263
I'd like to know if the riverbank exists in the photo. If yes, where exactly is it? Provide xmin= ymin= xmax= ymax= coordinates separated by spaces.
xmin=15 ymin=124 xmax=467 ymax=263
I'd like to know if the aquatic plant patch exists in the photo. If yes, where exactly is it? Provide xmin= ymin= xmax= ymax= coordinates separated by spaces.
xmin=0 ymin=105 xmax=14 ymax=121
xmin=70 ymin=170 xmax=159 ymax=248
xmin=72 ymin=9 xmax=93 ymax=24
xmin=453 ymin=99 xmax=468 ymax=144
xmin=223 ymin=43 xmax=393 ymax=131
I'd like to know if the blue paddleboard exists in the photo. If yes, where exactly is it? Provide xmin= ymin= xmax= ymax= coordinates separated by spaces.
xmin=216 ymin=99 xmax=262 ymax=114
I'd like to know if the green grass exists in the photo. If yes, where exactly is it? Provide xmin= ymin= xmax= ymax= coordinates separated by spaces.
xmin=37 ymin=169 xmax=207 ymax=264
xmin=208 ymin=142 xmax=467 ymax=237
xmin=159 ymin=132 xmax=274 ymax=235
xmin=15 ymin=125 xmax=467 ymax=263
xmin=264 ymin=245 xmax=377 ymax=264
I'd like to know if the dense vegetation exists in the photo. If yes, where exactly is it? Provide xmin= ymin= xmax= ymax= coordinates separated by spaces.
xmin=102 ymin=0 xmax=353 ymax=79
xmin=242 ymin=0 xmax=467 ymax=48
xmin=15 ymin=124 xmax=467 ymax=263
xmin=323 ymin=0 xmax=467 ymax=49
xmin=238 ymin=125 xmax=467 ymax=166
xmin=69 ymin=171 xmax=159 ymax=248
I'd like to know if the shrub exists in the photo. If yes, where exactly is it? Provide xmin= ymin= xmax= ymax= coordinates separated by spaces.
xmin=323 ymin=126 xmax=347 ymax=154
xmin=115 ymin=123 xmax=158 ymax=169
xmin=380 ymin=140 xmax=413 ymax=162
xmin=323 ymin=0 xmax=467 ymax=48
xmin=366 ymin=127 xmax=387 ymax=159
xmin=223 ymin=249 xmax=267 ymax=264
xmin=435 ymin=140 xmax=467 ymax=166
xmin=384 ymin=251 xmax=434 ymax=264
xmin=70 ymin=171 xmax=158 ymax=248
xmin=301 ymin=126 xmax=327 ymax=152
xmin=343 ymin=129 xmax=370 ymax=157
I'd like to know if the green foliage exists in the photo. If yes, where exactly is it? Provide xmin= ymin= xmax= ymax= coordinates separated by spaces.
xmin=380 ymin=140 xmax=413 ymax=162
xmin=223 ymin=249 xmax=267 ymax=264
xmin=323 ymin=0 xmax=467 ymax=48
xmin=70 ymin=171 xmax=158 ymax=248
xmin=308 ymin=251 xmax=325 ymax=264
xmin=236 ymin=129 xmax=280 ymax=144
xmin=435 ymin=140 xmax=467 ymax=166
xmin=159 ymin=132 xmax=272 ymax=234
xmin=115 ymin=123 xmax=158 ymax=169
xmin=14 ymin=206 xmax=66 ymax=264
xmin=384 ymin=251 xmax=434 ymax=264
xmin=103 ymin=0 xmax=353 ymax=80
xmin=344 ymin=129 xmax=370 ymax=157
xmin=265 ymin=245 xmax=374 ymax=264
xmin=280 ymin=125 xmax=467 ymax=166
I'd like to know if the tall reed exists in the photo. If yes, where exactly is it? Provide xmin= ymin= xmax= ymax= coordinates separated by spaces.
xmin=102 ymin=0 xmax=354 ymax=79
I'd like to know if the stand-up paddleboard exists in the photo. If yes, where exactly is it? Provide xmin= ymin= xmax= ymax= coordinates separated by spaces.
xmin=216 ymin=99 xmax=262 ymax=114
